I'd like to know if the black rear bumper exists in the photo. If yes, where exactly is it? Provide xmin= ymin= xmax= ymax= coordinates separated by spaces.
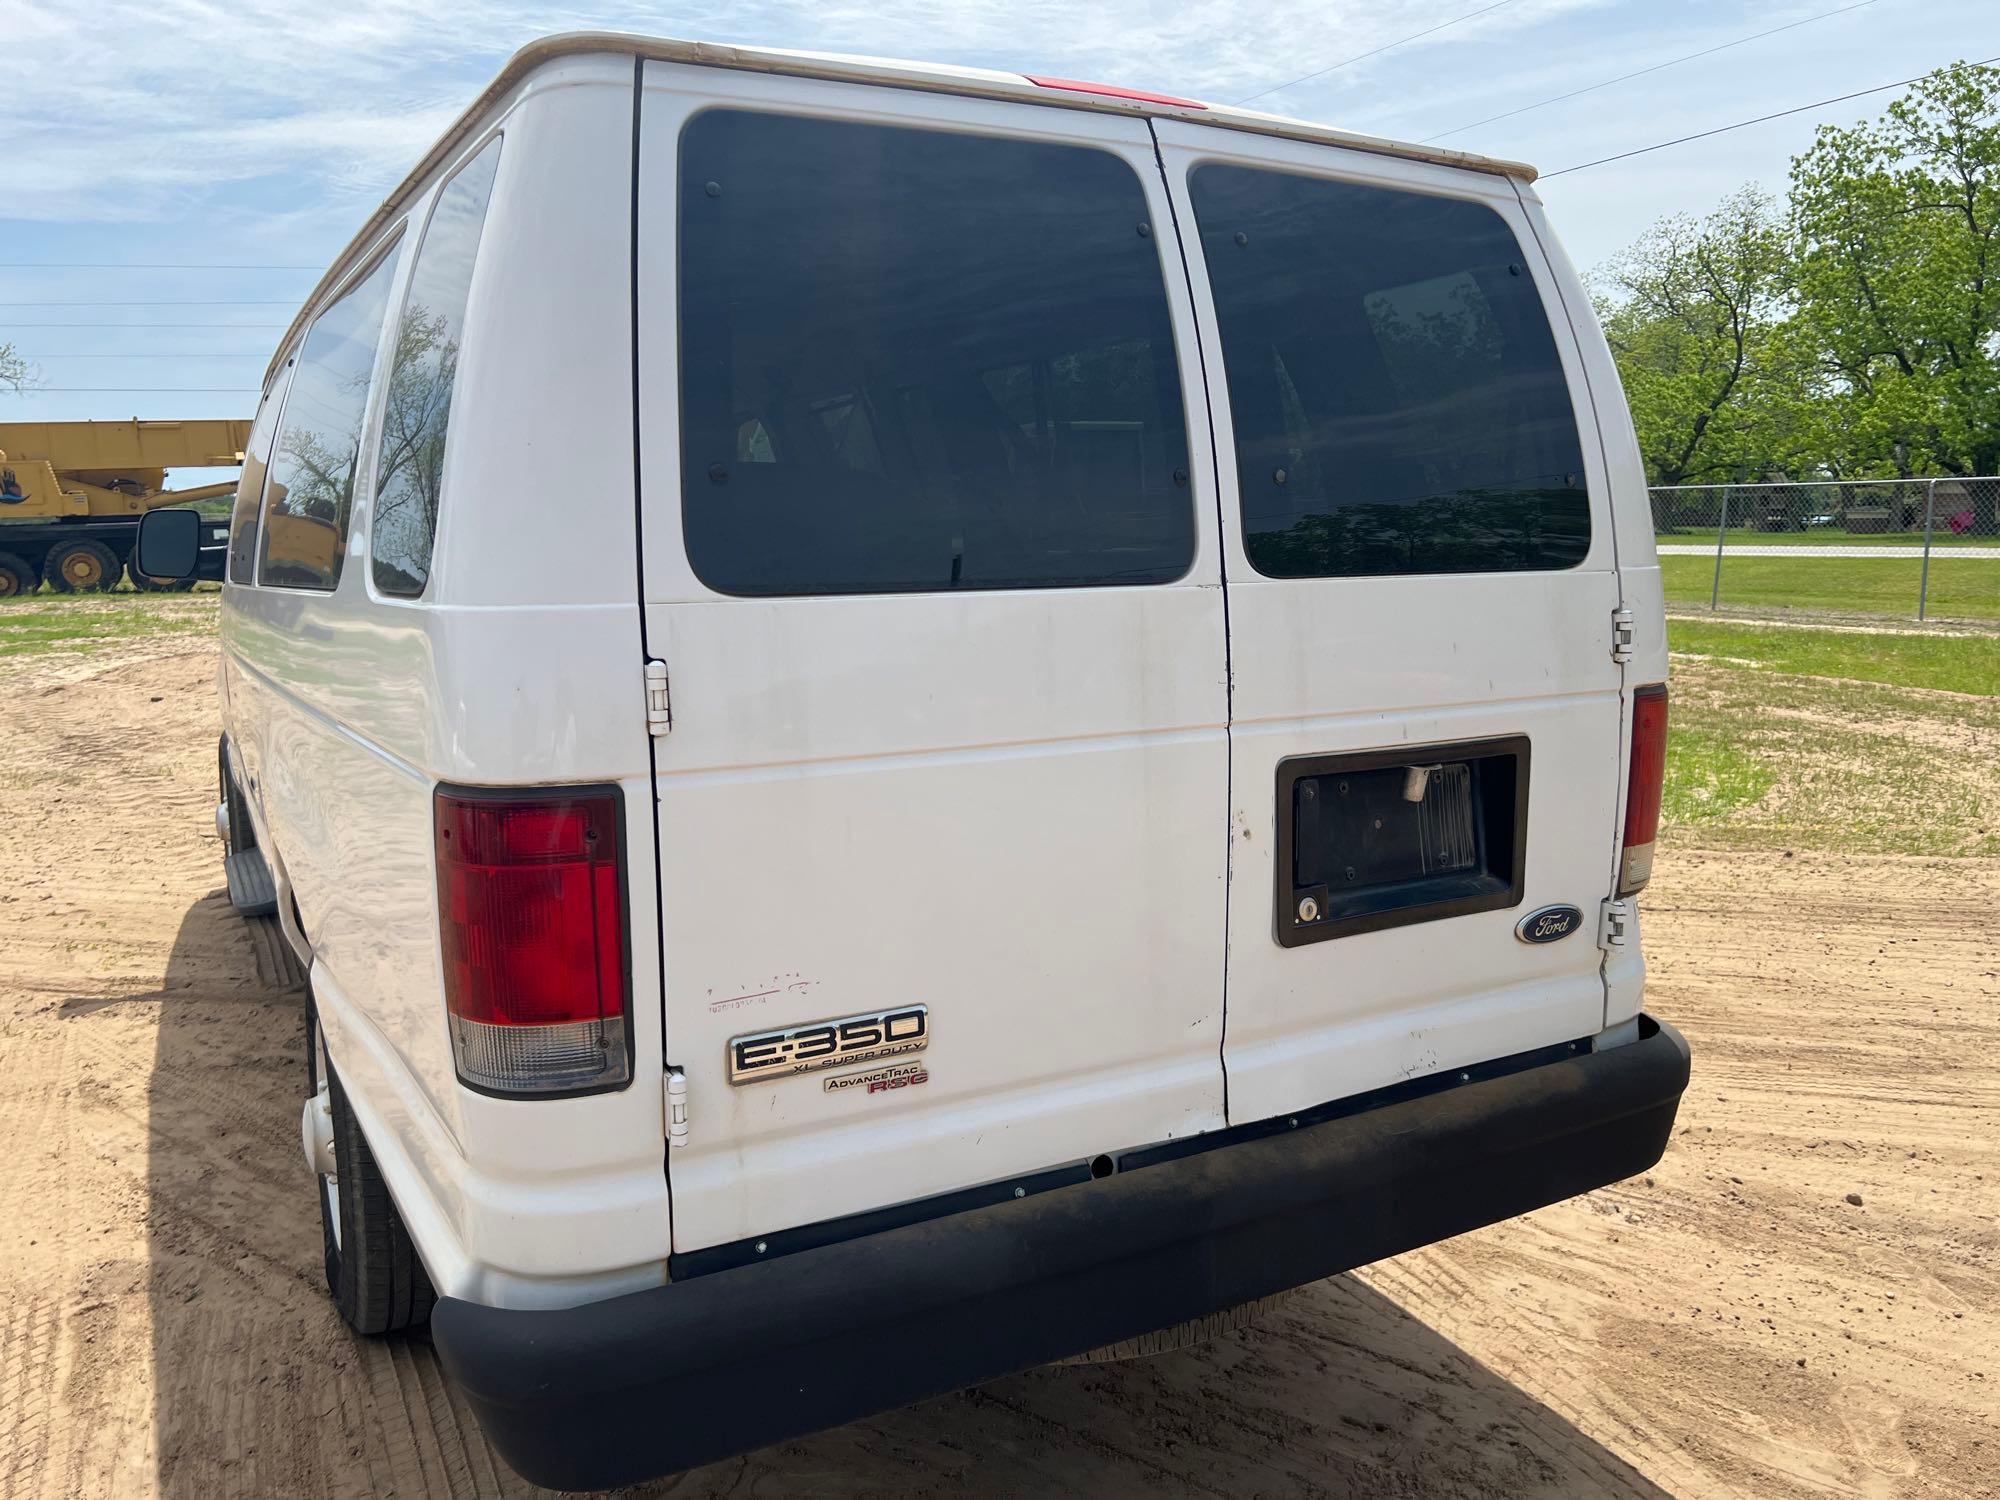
xmin=433 ymin=1016 xmax=1690 ymax=1491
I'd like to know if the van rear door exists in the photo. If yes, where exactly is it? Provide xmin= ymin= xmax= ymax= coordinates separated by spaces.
xmin=1154 ymin=122 xmax=1627 ymax=1123
xmin=636 ymin=71 xmax=1230 ymax=1256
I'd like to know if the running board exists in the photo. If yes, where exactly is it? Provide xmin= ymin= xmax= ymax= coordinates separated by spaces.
xmin=225 ymin=849 xmax=279 ymax=917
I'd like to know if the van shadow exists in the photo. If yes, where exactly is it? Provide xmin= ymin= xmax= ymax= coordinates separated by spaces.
xmin=122 ymin=892 xmax=1666 ymax=1498
xmin=119 ymin=889 xmax=341 ymax=1497
xmin=128 ymin=890 xmax=525 ymax=1497
xmin=696 ymin=1275 xmax=1673 ymax=1499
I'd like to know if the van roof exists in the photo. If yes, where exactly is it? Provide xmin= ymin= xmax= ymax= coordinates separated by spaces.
xmin=269 ymin=31 xmax=1536 ymax=384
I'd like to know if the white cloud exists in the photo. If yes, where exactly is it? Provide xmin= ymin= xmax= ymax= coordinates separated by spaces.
xmin=0 ymin=0 xmax=1606 ymax=222
xmin=0 ymin=0 xmax=1991 ymax=269
xmin=6 ymin=0 xmax=1992 ymax=430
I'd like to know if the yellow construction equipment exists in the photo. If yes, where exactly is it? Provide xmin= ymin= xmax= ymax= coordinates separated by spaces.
xmin=0 ymin=418 xmax=251 ymax=595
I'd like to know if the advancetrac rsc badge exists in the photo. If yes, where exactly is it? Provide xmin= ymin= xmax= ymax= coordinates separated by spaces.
xmin=824 ymin=1060 xmax=930 ymax=1096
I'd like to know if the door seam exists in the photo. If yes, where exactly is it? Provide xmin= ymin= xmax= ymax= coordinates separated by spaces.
xmin=1149 ymin=123 xmax=1236 ymax=1125
xmin=1509 ymin=178 xmax=1628 ymax=1030
xmin=628 ymin=59 xmax=679 ymax=1192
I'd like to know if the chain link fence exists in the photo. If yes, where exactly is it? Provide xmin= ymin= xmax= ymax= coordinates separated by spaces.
xmin=1650 ymin=477 xmax=2000 ymax=623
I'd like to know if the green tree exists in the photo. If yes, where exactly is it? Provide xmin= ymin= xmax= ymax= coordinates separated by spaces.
xmin=1595 ymin=187 xmax=1803 ymax=486
xmin=2 ymin=342 xmax=30 ymax=392
xmin=1789 ymin=59 xmax=2000 ymax=496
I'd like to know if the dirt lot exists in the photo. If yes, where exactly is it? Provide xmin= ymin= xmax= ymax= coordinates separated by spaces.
xmin=1 ymin=622 xmax=1995 ymax=1498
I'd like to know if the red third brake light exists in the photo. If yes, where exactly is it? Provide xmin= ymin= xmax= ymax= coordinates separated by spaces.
xmin=1022 ymin=75 xmax=1209 ymax=110
xmin=435 ymin=787 xmax=630 ymax=1095
xmin=1619 ymin=684 xmax=1669 ymax=896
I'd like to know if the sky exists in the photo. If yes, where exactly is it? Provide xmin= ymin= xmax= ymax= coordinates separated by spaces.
xmin=3 ymin=0 xmax=1996 ymax=485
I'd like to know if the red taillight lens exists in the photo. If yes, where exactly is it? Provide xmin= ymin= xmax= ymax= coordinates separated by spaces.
xmin=1619 ymin=684 xmax=1669 ymax=896
xmin=435 ymin=788 xmax=630 ymax=1095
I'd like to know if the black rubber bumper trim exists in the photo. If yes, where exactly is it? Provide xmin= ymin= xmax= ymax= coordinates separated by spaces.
xmin=432 ymin=1015 xmax=1690 ymax=1491
xmin=672 ymin=1031 xmax=1586 ymax=1281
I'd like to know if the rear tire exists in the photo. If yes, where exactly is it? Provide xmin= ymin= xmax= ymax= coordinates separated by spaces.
xmin=0 ymin=550 xmax=38 ymax=598
xmin=307 ymin=995 xmax=435 ymax=1335
xmin=219 ymin=737 xmax=256 ymax=855
xmin=44 ymin=538 xmax=122 ymax=593
xmin=129 ymin=561 xmax=196 ymax=592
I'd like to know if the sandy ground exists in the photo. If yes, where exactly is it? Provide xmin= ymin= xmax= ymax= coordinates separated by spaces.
xmin=1 ymin=634 xmax=1995 ymax=1499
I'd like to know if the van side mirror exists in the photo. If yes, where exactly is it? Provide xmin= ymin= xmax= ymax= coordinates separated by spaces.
xmin=134 ymin=507 xmax=203 ymax=583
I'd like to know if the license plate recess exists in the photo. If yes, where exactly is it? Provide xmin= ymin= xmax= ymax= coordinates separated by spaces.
xmin=1276 ymin=736 xmax=1529 ymax=946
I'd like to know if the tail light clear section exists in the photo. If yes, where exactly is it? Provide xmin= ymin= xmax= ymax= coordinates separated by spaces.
xmin=435 ymin=787 xmax=630 ymax=1095
xmin=1619 ymin=684 xmax=1669 ymax=896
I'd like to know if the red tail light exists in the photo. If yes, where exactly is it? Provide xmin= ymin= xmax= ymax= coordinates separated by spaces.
xmin=435 ymin=787 xmax=630 ymax=1095
xmin=1619 ymin=684 xmax=1668 ymax=896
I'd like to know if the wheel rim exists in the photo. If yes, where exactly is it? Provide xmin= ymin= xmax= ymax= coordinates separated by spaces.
xmin=0 ymin=572 xmax=20 ymax=599
xmin=62 ymin=551 xmax=105 ymax=588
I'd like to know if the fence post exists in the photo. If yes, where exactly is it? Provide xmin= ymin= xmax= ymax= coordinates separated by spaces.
xmin=1709 ymin=489 xmax=1730 ymax=611
xmin=1917 ymin=478 xmax=1937 ymax=622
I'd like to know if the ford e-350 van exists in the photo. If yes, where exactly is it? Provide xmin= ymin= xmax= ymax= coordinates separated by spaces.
xmin=136 ymin=32 xmax=1689 ymax=1489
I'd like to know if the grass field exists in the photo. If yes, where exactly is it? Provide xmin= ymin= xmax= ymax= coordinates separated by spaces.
xmin=1666 ymin=616 xmax=2000 ymax=694
xmin=1658 ymin=526 xmax=1993 ymax=548
xmin=0 ymin=594 xmax=217 ymax=659
xmin=1661 ymin=551 xmax=2000 ymax=620
xmin=1664 ymin=616 xmax=2000 ymax=856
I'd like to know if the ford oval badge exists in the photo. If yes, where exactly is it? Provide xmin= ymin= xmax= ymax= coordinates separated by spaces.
xmin=1516 ymin=904 xmax=1584 ymax=944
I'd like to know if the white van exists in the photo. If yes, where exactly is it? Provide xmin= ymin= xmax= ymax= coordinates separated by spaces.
xmin=138 ymin=32 xmax=1689 ymax=1489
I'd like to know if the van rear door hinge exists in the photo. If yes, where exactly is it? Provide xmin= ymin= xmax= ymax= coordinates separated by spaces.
xmin=665 ymin=1068 xmax=689 ymax=1148
xmin=644 ymin=658 xmax=673 ymax=737
xmin=1610 ymin=607 xmax=1636 ymax=665
xmin=1598 ymin=896 xmax=1635 ymax=950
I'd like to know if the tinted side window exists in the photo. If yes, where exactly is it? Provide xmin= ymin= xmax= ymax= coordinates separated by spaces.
xmin=258 ymin=241 xmax=403 ymax=591
xmin=678 ymin=110 xmax=1194 ymax=596
xmin=1190 ymin=166 xmax=1588 ymax=578
xmin=227 ymin=357 xmax=295 ymax=584
xmin=372 ymin=140 xmax=502 ymax=596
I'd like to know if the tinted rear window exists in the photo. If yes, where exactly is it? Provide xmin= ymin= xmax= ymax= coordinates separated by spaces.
xmin=258 ymin=239 xmax=402 ymax=591
xmin=227 ymin=357 xmax=294 ymax=585
xmin=372 ymin=138 xmax=502 ymax=597
xmin=677 ymin=109 xmax=1194 ymax=596
xmin=1189 ymin=165 xmax=1588 ymax=578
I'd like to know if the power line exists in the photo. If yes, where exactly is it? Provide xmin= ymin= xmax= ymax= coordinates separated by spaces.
xmin=0 ymin=300 xmax=299 ymax=307
xmin=17 ymin=387 xmax=261 ymax=393
xmin=0 ymin=262 xmax=319 ymax=271
xmin=1234 ymin=0 xmax=1519 ymax=106
xmin=1543 ymin=53 xmax=2000 ymax=177
xmin=1425 ymin=0 xmax=1885 ymax=142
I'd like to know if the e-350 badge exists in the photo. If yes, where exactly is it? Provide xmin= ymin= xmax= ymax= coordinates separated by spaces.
xmin=727 ymin=1005 xmax=928 ymax=1085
